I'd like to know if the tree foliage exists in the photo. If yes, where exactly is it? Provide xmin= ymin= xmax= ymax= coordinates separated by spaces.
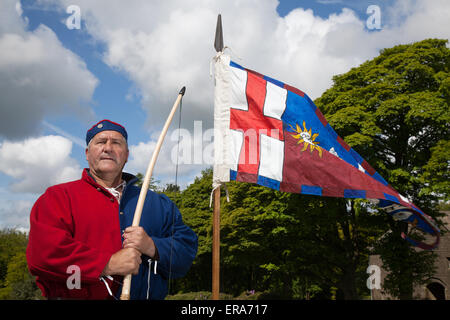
xmin=172 ymin=39 xmax=448 ymax=300
xmin=168 ymin=169 xmax=383 ymax=299
xmin=315 ymin=38 xmax=448 ymax=298
xmin=1 ymin=39 xmax=447 ymax=300
xmin=0 ymin=229 xmax=41 ymax=299
xmin=316 ymin=39 xmax=449 ymax=204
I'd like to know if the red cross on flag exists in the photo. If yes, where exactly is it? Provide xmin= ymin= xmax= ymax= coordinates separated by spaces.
xmin=229 ymin=70 xmax=285 ymax=182
xmin=212 ymin=52 xmax=440 ymax=250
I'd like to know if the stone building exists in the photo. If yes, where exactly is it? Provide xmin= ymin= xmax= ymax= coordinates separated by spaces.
xmin=369 ymin=212 xmax=449 ymax=300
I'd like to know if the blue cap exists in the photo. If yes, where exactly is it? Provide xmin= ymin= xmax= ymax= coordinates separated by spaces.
xmin=86 ymin=119 xmax=128 ymax=145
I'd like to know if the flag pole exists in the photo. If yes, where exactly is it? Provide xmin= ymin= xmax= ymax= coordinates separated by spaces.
xmin=212 ymin=186 xmax=221 ymax=300
xmin=212 ymin=14 xmax=224 ymax=301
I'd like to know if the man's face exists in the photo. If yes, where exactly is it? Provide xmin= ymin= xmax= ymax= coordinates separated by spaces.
xmin=86 ymin=130 xmax=129 ymax=177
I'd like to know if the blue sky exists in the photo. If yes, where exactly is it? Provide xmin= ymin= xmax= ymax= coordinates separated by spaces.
xmin=12 ymin=0 xmax=393 ymax=162
xmin=21 ymin=0 xmax=145 ymax=149
xmin=1 ymin=0 xmax=449 ymax=230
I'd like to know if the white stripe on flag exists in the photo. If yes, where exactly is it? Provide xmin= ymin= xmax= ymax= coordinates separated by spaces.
xmin=263 ymin=81 xmax=287 ymax=120
xmin=230 ymin=129 xmax=244 ymax=172
xmin=259 ymin=133 xmax=284 ymax=182
xmin=230 ymin=66 xmax=248 ymax=111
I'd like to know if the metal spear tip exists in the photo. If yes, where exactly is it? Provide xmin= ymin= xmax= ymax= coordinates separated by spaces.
xmin=214 ymin=14 xmax=224 ymax=52
xmin=179 ymin=86 xmax=186 ymax=96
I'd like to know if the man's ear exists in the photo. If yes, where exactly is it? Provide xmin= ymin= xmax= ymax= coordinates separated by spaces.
xmin=85 ymin=148 xmax=89 ymax=162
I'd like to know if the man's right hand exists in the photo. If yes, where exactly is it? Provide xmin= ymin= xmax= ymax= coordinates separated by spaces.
xmin=102 ymin=248 xmax=142 ymax=276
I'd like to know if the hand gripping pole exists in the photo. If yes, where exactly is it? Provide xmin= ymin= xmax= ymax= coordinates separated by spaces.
xmin=120 ymin=86 xmax=186 ymax=300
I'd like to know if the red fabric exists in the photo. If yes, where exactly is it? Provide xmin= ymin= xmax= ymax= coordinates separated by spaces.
xmin=26 ymin=169 xmax=122 ymax=299
xmin=230 ymin=72 xmax=284 ymax=175
xmin=280 ymin=134 xmax=401 ymax=200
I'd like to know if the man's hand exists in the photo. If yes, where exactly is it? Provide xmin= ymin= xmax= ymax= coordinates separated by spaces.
xmin=123 ymin=226 xmax=158 ymax=259
xmin=102 ymin=248 xmax=141 ymax=276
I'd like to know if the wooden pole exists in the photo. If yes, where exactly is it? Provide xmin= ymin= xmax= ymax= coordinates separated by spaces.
xmin=212 ymin=186 xmax=221 ymax=300
xmin=120 ymin=86 xmax=186 ymax=300
xmin=211 ymin=13 xmax=224 ymax=302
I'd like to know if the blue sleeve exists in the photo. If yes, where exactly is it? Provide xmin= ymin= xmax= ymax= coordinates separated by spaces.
xmin=151 ymin=195 xmax=198 ymax=279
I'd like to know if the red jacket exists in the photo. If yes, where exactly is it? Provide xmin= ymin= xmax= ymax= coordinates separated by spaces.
xmin=27 ymin=170 xmax=124 ymax=299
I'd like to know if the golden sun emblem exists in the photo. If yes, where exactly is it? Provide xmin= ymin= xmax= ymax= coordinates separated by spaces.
xmin=289 ymin=121 xmax=322 ymax=157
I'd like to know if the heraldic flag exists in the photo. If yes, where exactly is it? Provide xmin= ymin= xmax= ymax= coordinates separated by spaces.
xmin=212 ymin=53 xmax=440 ymax=250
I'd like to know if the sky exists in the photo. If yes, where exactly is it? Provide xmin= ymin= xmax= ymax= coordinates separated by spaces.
xmin=0 ymin=0 xmax=449 ymax=231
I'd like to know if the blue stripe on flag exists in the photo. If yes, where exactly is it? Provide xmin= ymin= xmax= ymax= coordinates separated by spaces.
xmin=263 ymin=75 xmax=285 ymax=89
xmin=304 ymin=94 xmax=317 ymax=111
xmin=257 ymin=175 xmax=280 ymax=190
xmin=373 ymin=172 xmax=389 ymax=186
xmin=349 ymin=148 xmax=364 ymax=164
xmin=326 ymin=124 xmax=338 ymax=140
xmin=301 ymin=185 xmax=322 ymax=196
xmin=282 ymin=91 xmax=315 ymax=125
xmin=230 ymin=61 xmax=245 ymax=70
xmin=383 ymin=193 xmax=399 ymax=203
xmin=378 ymin=199 xmax=392 ymax=208
xmin=412 ymin=204 xmax=425 ymax=215
xmin=344 ymin=189 xmax=366 ymax=198
xmin=230 ymin=169 xmax=237 ymax=181
xmin=403 ymin=237 xmax=419 ymax=247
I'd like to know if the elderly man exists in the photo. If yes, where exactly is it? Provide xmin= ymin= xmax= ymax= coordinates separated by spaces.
xmin=26 ymin=119 xmax=198 ymax=300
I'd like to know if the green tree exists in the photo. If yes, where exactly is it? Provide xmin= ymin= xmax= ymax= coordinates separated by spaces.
xmin=0 ymin=252 xmax=42 ymax=300
xmin=134 ymin=173 xmax=161 ymax=191
xmin=376 ymin=224 xmax=437 ymax=300
xmin=166 ymin=168 xmax=216 ymax=294
xmin=315 ymin=38 xmax=449 ymax=299
xmin=0 ymin=229 xmax=42 ymax=300
xmin=0 ymin=229 xmax=28 ymax=288
xmin=173 ymin=169 xmax=381 ymax=299
xmin=420 ymin=140 xmax=450 ymax=200
xmin=164 ymin=183 xmax=181 ymax=193
xmin=166 ymin=39 xmax=448 ymax=300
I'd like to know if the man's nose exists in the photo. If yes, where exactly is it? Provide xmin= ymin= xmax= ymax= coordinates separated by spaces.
xmin=103 ymin=140 xmax=113 ymax=152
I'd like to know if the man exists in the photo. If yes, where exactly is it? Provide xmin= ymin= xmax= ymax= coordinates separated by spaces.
xmin=26 ymin=119 xmax=198 ymax=299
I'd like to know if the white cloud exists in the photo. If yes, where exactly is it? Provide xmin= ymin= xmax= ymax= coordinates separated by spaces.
xmin=1 ymin=0 xmax=449 ymax=229
xmin=125 ymin=128 xmax=209 ymax=185
xmin=385 ymin=0 xmax=450 ymax=42
xmin=0 ymin=1 xmax=98 ymax=139
xmin=0 ymin=135 xmax=81 ymax=194
xmin=41 ymin=0 xmax=450 ymax=134
xmin=126 ymin=139 xmax=159 ymax=175
xmin=0 ymin=192 xmax=35 ymax=231
xmin=15 ymin=2 xmax=23 ymax=17
xmin=38 ymin=0 xmax=450 ymax=190
xmin=0 ymin=1 xmax=27 ymax=35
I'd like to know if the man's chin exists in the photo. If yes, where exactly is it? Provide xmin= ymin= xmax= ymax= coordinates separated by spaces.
xmin=96 ymin=165 xmax=122 ymax=176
